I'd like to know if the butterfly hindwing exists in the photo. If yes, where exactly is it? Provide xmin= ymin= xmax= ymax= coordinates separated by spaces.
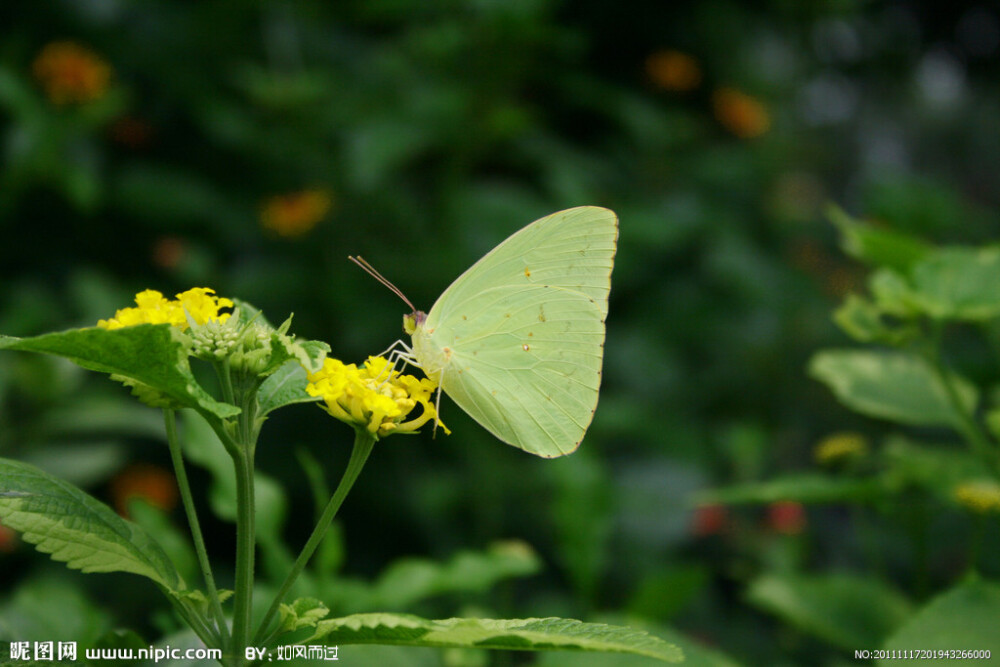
xmin=415 ymin=206 xmax=618 ymax=457
xmin=434 ymin=283 xmax=606 ymax=456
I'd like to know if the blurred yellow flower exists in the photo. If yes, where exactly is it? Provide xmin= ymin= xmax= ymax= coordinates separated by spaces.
xmin=97 ymin=288 xmax=233 ymax=330
xmin=260 ymin=189 xmax=333 ymax=238
xmin=32 ymin=41 xmax=112 ymax=105
xmin=712 ymin=87 xmax=770 ymax=138
xmin=954 ymin=481 xmax=1000 ymax=514
xmin=814 ymin=431 xmax=868 ymax=465
xmin=306 ymin=356 xmax=448 ymax=438
xmin=645 ymin=50 xmax=702 ymax=92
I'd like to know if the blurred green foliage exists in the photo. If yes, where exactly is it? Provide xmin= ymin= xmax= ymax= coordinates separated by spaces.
xmin=5 ymin=1 xmax=1000 ymax=664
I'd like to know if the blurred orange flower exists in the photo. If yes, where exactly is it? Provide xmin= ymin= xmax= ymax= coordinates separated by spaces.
xmin=110 ymin=464 xmax=178 ymax=518
xmin=0 ymin=521 xmax=17 ymax=553
xmin=691 ymin=503 xmax=729 ymax=537
xmin=32 ymin=41 xmax=112 ymax=105
xmin=712 ymin=87 xmax=770 ymax=138
xmin=767 ymin=501 xmax=806 ymax=535
xmin=110 ymin=115 xmax=154 ymax=149
xmin=152 ymin=236 xmax=186 ymax=269
xmin=260 ymin=189 xmax=333 ymax=238
xmin=645 ymin=50 xmax=702 ymax=92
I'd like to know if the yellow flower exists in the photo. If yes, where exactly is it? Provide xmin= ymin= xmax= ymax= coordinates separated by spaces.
xmin=32 ymin=41 xmax=112 ymax=105
xmin=260 ymin=189 xmax=333 ymax=238
xmin=712 ymin=87 xmax=770 ymax=139
xmin=98 ymin=288 xmax=233 ymax=331
xmin=645 ymin=50 xmax=702 ymax=92
xmin=954 ymin=481 xmax=1000 ymax=514
xmin=306 ymin=356 xmax=448 ymax=439
xmin=814 ymin=432 xmax=868 ymax=465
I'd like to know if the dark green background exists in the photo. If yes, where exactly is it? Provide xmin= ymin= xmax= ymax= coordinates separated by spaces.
xmin=3 ymin=1 xmax=1000 ymax=664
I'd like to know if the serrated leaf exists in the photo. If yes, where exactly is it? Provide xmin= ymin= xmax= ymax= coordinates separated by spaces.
xmin=747 ymin=572 xmax=912 ymax=649
xmin=879 ymin=577 xmax=1000 ymax=665
xmin=309 ymin=614 xmax=682 ymax=662
xmin=257 ymin=362 xmax=320 ymax=419
xmin=0 ymin=458 xmax=182 ymax=590
xmin=0 ymin=326 xmax=238 ymax=419
xmin=809 ymin=350 xmax=978 ymax=428
xmin=279 ymin=598 xmax=330 ymax=633
xmin=698 ymin=473 xmax=886 ymax=505
xmin=537 ymin=618 xmax=741 ymax=667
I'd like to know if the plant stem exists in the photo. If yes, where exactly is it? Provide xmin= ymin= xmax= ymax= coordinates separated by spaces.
xmin=230 ymin=448 xmax=256 ymax=667
xmin=924 ymin=322 xmax=1000 ymax=478
xmin=252 ymin=430 xmax=377 ymax=645
xmin=164 ymin=409 xmax=230 ymax=648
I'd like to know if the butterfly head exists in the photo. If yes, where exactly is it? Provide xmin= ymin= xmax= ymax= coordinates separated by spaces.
xmin=403 ymin=310 xmax=427 ymax=335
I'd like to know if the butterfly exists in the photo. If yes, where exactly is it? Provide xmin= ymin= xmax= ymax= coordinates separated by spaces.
xmin=353 ymin=206 xmax=618 ymax=457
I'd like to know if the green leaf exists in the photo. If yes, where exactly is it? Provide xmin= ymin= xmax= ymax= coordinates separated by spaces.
xmin=698 ymin=473 xmax=886 ymax=505
xmin=537 ymin=618 xmax=740 ymax=667
xmin=833 ymin=294 xmax=917 ymax=345
xmin=869 ymin=268 xmax=922 ymax=317
xmin=0 ymin=326 xmax=239 ymax=419
xmin=881 ymin=437 xmax=993 ymax=504
xmin=257 ymin=362 xmax=320 ymax=419
xmin=357 ymin=541 xmax=543 ymax=611
xmin=0 ymin=458 xmax=182 ymax=590
xmin=809 ymin=350 xmax=978 ymax=428
xmin=279 ymin=598 xmax=330 ymax=634
xmin=747 ymin=572 xmax=912 ymax=649
xmin=828 ymin=204 xmax=930 ymax=273
xmin=907 ymin=246 xmax=1000 ymax=321
xmin=879 ymin=577 xmax=1000 ymax=665
xmin=309 ymin=614 xmax=682 ymax=662
xmin=0 ymin=575 xmax=111 ymax=645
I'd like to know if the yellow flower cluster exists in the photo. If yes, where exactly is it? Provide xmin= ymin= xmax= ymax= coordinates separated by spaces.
xmin=97 ymin=288 xmax=233 ymax=331
xmin=306 ymin=356 xmax=447 ymax=438
xmin=814 ymin=432 xmax=868 ymax=465
xmin=712 ymin=87 xmax=771 ymax=139
xmin=954 ymin=481 xmax=1000 ymax=515
xmin=32 ymin=41 xmax=112 ymax=105
xmin=260 ymin=189 xmax=333 ymax=238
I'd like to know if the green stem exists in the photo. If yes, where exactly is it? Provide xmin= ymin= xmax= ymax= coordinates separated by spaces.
xmin=230 ymin=448 xmax=256 ymax=667
xmin=164 ymin=409 xmax=230 ymax=648
xmin=969 ymin=514 xmax=984 ymax=575
xmin=252 ymin=430 xmax=377 ymax=645
xmin=924 ymin=322 xmax=1000 ymax=477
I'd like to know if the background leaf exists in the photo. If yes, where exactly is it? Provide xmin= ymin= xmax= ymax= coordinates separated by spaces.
xmin=809 ymin=350 xmax=978 ymax=428
xmin=747 ymin=573 xmax=912 ymax=649
xmin=879 ymin=578 xmax=1000 ymax=666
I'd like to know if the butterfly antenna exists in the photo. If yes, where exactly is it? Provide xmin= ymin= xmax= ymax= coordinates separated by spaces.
xmin=349 ymin=255 xmax=416 ymax=311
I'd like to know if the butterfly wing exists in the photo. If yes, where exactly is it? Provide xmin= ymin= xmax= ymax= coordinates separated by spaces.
xmin=418 ymin=206 xmax=618 ymax=457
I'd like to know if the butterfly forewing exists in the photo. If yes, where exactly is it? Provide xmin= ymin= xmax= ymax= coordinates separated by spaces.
xmin=425 ymin=207 xmax=617 ymax=329
xmin=417 ymin=206 xmax=618 ymax=457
